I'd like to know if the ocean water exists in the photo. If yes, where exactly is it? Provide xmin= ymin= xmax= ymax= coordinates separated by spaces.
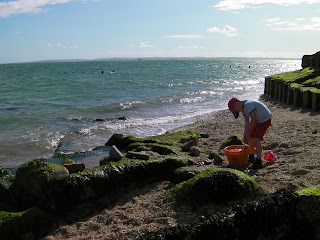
xmin=0 ymin=58 xmax=300 ymax=168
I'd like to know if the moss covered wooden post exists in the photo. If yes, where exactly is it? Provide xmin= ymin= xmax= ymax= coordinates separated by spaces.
xmin=293 ymin=88 xmax=303 ymax=107
xmin=278 ymin=81 xmax=283 ymax=101
xmin=264 ymin=77 xmax=270 ymax=96
xmin=274 ymin=80 xmax=279 ymax=99
xmin=312 ymin=91 xmax=320 ymax=111
xmin=270 ymin=80 xmax=275 ymax=98
xmin=283 ymin=83 xmax=288 ymax=102
xmin=287 ymin=85 xmax=294 ymax=105
xmin=302 ymin=89 xmax=312 ymax=109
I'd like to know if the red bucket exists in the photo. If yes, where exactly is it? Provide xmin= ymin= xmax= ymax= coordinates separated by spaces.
xmin=223 ymin=145 xmax=249 ymax=167
xmin=264 ymin=150 xmax=277 ymax=162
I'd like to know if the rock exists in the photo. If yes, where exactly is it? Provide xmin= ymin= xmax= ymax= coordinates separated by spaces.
xmin=209 ymin=152 xmax=224 ymax=164
xmin=136 ymin=145 xmax=150 ymax=152
xmin=170 ymin=168 xmax=257 ymax=205
xmin=189 ymin=146 xmax=200 ymax=156
xmin=106 ymin=134 xmax=143 ymax=150
xmin=151 ymin=145 xmax=175 ymax=155
xmin=95 ymin=118 xmax=105 ymax=122
xmin=199 ymin=133 xmax=210 ymax=138
xmin=219 ymin=135 xmax=243 ymax=150
xmin=54 ymin=166 xmax=69 ymax=180
xmin=110 ymin=145 xmax=123 ymax=160
xmin=312 ymin=129 xmax=318 ymax=134
xmin=100 ymin=155 xmax=112 ymax=165
xmin=63 ymin=163 xmax=85 ymax=173
xmin=204 ymin=159 xmax=213 ymax=165
xmin=127 ymin=151 xmax=150 ymax=160
xmin=181 ymin=140 xmax=194 ymax=152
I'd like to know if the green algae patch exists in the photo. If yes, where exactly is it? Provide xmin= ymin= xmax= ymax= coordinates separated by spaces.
xmin=170 ymin=168 xmax=257 ymax=205
xmin=0 ymin=207 xmax=59 ymax=239
xmin=267 ymin=67 xmax=320 ymax=93
xmin=15 ymin=159 xmax=60 ymax=181
xmin=297 ymin=187 xmax=320 ymax=222
xmin=13 ymin=159 xmax=61 ymax=209
xmin=61 ymin=158 xmax=75 ymax=164
xmin=302 ymin=75 xmax=320 ymax=88
xmin=267 ymin=67 xmax=320 ymax=84
xmin=297 ymin=187 xmax=320 ymax=197
xmin=146 ymin=129 xmax=198 ymax=146
xmin=219 ymin=135 xmax=243 ymax=150
xmin=0 ymin=167 xmax=15 ymax=202
xmin=106 ymin=134 xmax=144 ymax=149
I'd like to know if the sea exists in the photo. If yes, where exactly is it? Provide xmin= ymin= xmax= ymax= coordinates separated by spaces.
xmin=0 ymin=58 xmax=301 ymax=168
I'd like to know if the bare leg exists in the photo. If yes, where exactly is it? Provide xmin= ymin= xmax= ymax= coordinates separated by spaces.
xmin=254 ymin=137 xmax=262 ymax=159
xmin=248 ymin=137 xmax=254 ymax=155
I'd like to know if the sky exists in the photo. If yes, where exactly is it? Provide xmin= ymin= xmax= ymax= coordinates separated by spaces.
xmin=0 ymin=0 xmax=320 ymax=64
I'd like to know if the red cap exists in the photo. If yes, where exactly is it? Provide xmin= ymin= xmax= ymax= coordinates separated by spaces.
xmin=228 ymin=97 xmax=238 ymax=113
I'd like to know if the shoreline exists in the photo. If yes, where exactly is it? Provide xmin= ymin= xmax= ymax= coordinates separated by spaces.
xmin=47 ymin=93 xmax=320 ymax=198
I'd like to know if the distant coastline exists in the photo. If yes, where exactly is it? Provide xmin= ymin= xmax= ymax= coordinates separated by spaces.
xmin=2 ymin=56 xmax=301 ymax=65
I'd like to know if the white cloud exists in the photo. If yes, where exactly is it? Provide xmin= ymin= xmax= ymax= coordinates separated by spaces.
xmin=178 ymin=45 xmax=204 ymax=49
xmin=47 ymin=42 xmax=79 ymax=48
xmin=266 ymin=16 xmax=320 ymax=31
xmin=137 ymin=42 xmax=152 ymax=48
xmin=207 ymin=25 xmax=238 ymax=36
xmin=0 ymin=0 xmax=82 ymax=17
xmin=165 ymin=35 xmax=204 ymax=38
xmin=266 ymin=18 xmax=281 ymax=23
xmin=213 ymin=0 xmax=320 ymax=11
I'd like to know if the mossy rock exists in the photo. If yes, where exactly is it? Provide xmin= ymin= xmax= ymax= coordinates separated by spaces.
xmin=12 ymin=159 xmax=60 ymax=210
xmin=146 ymin=129 xmax=198 ymax=146
xmin=0 ymin=207 xmax=59 ymax=240
xmin=127 ymin=142 xmax=177 ymax=155
xmin=297 ymin=187 xmax=320 ymax=221
xmin=105 ymin=134 xmax=144 ymax=150
xmin=12 ymin=155 xmax=190 ymax=211
xmin=0 ymin=167 xmax=15 ymax=203
xmin=61 ymin=158 xmax=74 ymax=164
xmin=219 ymin=135 xmax=243 ymax=150
xmin=170 ymin=168 xmax=257 ymax=205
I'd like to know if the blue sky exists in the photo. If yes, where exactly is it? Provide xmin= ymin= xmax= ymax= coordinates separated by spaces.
xmin=1 ymin=0 xmax=320 ymax=63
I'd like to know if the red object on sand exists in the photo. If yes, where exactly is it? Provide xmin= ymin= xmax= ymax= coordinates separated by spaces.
xmin=264 ymin=150 xmax=277 ymax=162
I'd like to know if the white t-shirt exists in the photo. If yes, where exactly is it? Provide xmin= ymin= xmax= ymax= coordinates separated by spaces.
xmin=242 ymin=100 xmax=272 ymax=123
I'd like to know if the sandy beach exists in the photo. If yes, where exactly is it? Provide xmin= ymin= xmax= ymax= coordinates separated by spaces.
xmin=43 ymin=95 xmax=320 ymax=240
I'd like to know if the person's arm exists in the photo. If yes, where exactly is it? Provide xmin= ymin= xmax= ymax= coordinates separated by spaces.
xmin=243 ymin=110 xmax=256 ymax=143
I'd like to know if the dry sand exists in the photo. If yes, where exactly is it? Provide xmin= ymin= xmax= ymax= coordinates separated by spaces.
xmin=43 ymin=95 xmax=320 ymax=240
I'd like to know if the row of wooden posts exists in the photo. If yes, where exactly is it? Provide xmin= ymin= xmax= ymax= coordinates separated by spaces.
xmin=264 ymin=78 xmax=320 ymax=112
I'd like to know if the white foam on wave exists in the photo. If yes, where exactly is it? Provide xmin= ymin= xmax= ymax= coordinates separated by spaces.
xmin=76 ymin=108 xmax=215 ymax=139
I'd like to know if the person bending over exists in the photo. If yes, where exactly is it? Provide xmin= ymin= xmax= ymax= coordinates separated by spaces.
xmin=228 ymin=98 xmax=272 ymax=169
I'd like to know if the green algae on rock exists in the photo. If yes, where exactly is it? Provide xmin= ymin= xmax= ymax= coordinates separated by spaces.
xmin=170 ymin=168 xmax=257 ymax=205
xmin=0 ymin=207 xmax=59 ymax=240
xmin=219 ymin=135 xmax=243 ymax=150
xmin=0 ymin=167 xmax=15 ymax=203
xmin=13 ymin=159 xmax=61 ymax=210
xmin=264 ymin=64 xmax=320 ymax=110
xmin=297 ymin=187 xmax=320 ymax=222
